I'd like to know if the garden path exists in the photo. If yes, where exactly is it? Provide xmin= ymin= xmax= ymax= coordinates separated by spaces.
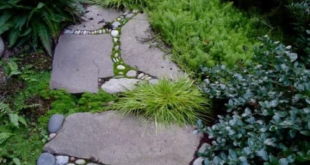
xmin=39 ymin=5 xmax=201 ymax=165
xmin=49 ymin=5 xmax=183 ymax=94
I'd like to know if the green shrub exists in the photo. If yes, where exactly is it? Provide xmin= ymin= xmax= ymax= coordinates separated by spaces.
xmin=0 ymin=0 xmax=83 ymax=55
xmin=92 ymin=0 xmax=153 ymax=10
xmin=111 ymin=78 xmax=211 ymax=125
xmin=198 ymin=36 xmax=310 ymax=164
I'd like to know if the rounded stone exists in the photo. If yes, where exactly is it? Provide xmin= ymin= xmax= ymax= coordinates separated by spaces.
xmin=145 ymin=76 xmax=152 ymax=81
xmin=49 ymin=133 xmax=56 ymax=140
xmin=125 ymin=13 xmax=134 ymax=19
xmin=67 ymin=164 xmax=75 ymax=165
xmin=193 ymin=157 xmax=204 ymax=165
xmin=113 ymin=38 xmax=118 ymax=42
xmin=112 ymin=21 xmax=121 ymax=29
xmin=111 ymin=30 xmax=119 ymax=37
xmin=114 ymin=45 xmax=119 ymax=50
xmin=126 ymin=70 xmax=137 ymax=77
xmin=137 ymin=73 xmax=144 ymax=79
xmin=0 ymin=36 xmax=4 ymax=58
xmin=149 ymin=79 xmax=159 ymax=84
xmin=55 ymin=155 xmax=69 ymax=165
xmin=75 ymin=159 xmax=86 ymax=164
xmin=119 ymin=72 xmax=124 ymax=74
xmin=37 ymin=153 xmax=56 ymax=165
xmin=117 ymin=65 xmax=125 ymax=70
xmin=70 ymin=157 xmax=76 ymax=162
xmin=114 ymin=53 xmax=119 ymax=57
xmin=48 ymin=114 xmax=65 ymax=133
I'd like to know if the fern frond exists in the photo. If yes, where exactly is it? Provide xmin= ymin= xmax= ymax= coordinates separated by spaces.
xmin=0 ymin=132 xmax=12 ymax=145
xmin=8 ymin=28 xmax=20 ymax=47
xmin=37 ymin=23 xmax=52 ymax=56
xmin=0 ymin=102 xmax=12 ymax=114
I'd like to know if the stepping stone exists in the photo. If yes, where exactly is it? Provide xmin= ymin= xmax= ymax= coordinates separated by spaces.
xmin=50 ymin=34 xmax=113 ymax=93
xmin=101 ymin=78 xmax=140 ymax=94
xmin=68 ymin=5 xmax=122 ymax=31
xmin=43 ymin=111 xmax=201 ymax=165
xmin=121 ymin=14 xmax=184 ymax=79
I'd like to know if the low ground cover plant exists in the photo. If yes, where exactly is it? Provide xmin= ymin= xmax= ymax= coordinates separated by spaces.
xmin=111 ymin=77 xmax=211 ymax=125
xmin=197 ymin=36 xmax=310 ymax=164
xmin=0 ymin=0 xmax=83 ymax=55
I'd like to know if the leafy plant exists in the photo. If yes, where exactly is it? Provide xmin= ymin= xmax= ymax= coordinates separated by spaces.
xmin=197 ymin=36 xmax=310 ymax=164
xmin=92 ymin=0 xmax=154 ymax=10
xmin=111 ymin=78 xmax=211 ymax=125
xmin=0 ymin=0 xmax=83 ymax=55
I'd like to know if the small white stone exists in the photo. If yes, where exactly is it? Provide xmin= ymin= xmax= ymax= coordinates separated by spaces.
xmin=113 ymin=38 xmax=118 ymax=42
xmin=99 ymin=29 xmax=103 ymax=34
xmin=114 ymin=45 xmax=119 ymax=50
xmin=67 ymin=163 xmax=75 ymax=165
xmin=111 ymin=30 xmax=119 ymax=37
xmin=112 ymin=21 xmax=121 ymax=29
xmin=126 ymin=70 xmax=137 ymax=77
xmin=112 ymin=58 xmax=117 ymax=63
xmin=114 ymin=53 xmax=119 ymax=57
xmin=83 ymin=31 xmax=87 ymax=35
xmin=117 ymin=18 xmax=121 ymax=21
xmin=117 ymin=65 xmax=126 ymax=70
xmin=193 ymin=157 xmax=204 ymax=165
xmin=119 ymin=72 xmax=124 ymax=74
xmin=149 ymin=79 xmax=159 ymax=84
xmin=49 ymin=133 xmax=56 ymax=140
xmin=137 ymin=73 xmax=144 ymax=79
xmin=133 ymin=9 xmax=139 ymax=13
xmin=56 ymin=155 xmax=69 ymax=165
xmin=125 ymin=13 xmax=134 ymax=19
xmin=75 ymin=159 xmax=86 ymax=165
xmin=145 ymin=76 xmax=152 ymax=81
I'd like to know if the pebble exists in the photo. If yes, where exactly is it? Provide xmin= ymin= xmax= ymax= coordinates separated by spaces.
xmin=149 ymin=79 xmax=159 ymax=84
xmin=49 ymin=133 xmax=56 ymax=140
xmin=117 ymin=65 xmax=126 ymax=70
xmin=64 ymin=29 xmax=74 ymax=34
xmin=193 ymin=157 xmax=204 ymax=165
xmin=70 ymin=157 xmax=76 ymax=162
xmin=145 ymin=76 xmax=152 ymax=81
xmin=113 ymin=38 xmax=118 ymax=42
xmin=119 ymin=72 xmax=124 ymax=74
xmin=83 ymin=31 xmax=87 ymax=35
xmin=75 ymin=159 xmax=86 ymax=164
xmin=114 ymin=45 xmax=119 ymax=50
xmin=48 ymin=114 xmax=65 ymax=133
xmin=67 ymin=163 xmax=75 ymax=165
xmin=111 ymin=30 xmax=119 ymax=37
xmin=37 ymin=153 xmax=56 ymax=165
xmin=137 ymin=73 xmax=144 ymax=79
xmin=55 ymin=155 xmax=69 ymax=165
xmin=126 ymin=70 xmax=137 ymax=77
xmin=125 ymin=13 xmax=134 ymax=19
xmin=117 ymin=18 xmax=121 ymax=21
xmin=133 ymin=9 xmax=139 ymax=13
xmin=112 ymin=21 xmax=121 ymax=29
xmin=114 ymin=53 xmax=119 ymax=57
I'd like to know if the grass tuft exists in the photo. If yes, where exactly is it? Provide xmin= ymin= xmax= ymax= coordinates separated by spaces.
xmin=111 ymin=77 xmax=211 ymax=125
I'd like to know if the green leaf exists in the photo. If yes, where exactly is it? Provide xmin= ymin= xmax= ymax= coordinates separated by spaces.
xmin=18 ymin=116 xmax=27 ymax=126
xmin=300 ymin=130 xmax=310 ymax=136
xmin=9 ymin=113 xmax=19 ymax=128
xmin=256 ymin=149 xmax=268 ymax=161
xmin=37 ymin=23 xmax=52 ymax=56
xmin=0 ymin=133 xmax=12 ymax=145
xmin=8 ymin=29 xmax=20 ymax=47
xmin=13 ymin=158 xmax=21 ymax=165
xmin=287 ymin=53 xmax=298 ymax=62
xmin=279 ymin=158 xmax=288 ymax=165
xmin=270 ymin=100 xmax=278 ymax=107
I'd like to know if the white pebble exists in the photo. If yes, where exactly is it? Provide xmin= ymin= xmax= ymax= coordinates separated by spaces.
xmin=76 ymin=159 xmax=86 ymax=164
xmin=56 ymin=155 xmax=69 ymax=165
xmin=113 ymin=38 xmax=118 ymax=42
xmin=137 ymin=73 xmax=144 ymax=79
xmin=126 ymin=70 xmax=137 ymax=77
xmin=111 ymin=30 xmax=119 ymax=37
xmin=117 ymin=65 xmax=126 ymax=70
xmin=114 ymin=53 xmax=119 ymax=57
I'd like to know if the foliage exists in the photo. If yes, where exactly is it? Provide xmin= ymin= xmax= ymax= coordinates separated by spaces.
xmin=0 ymin=0 xmax=83 ymax=55
xmin=197 ymin=36 xmax=310 ymax=164
xmin=111 ymin=78 xmax=210 ymax=125
xmin=147 ymin=0 xmax=272 ymax=72
xmin=92 ymin=0 xmax=154 ymax=10
xmin=287 ymin=0 xmax=310 ymax=66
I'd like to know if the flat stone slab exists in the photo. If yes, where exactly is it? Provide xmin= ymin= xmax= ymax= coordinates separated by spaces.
xmin=121 ymin=14 xmax=183 ymax=79
xmin=44 ymin=111 xmax=201 ymax=165
xmin=68 ymin=5 xmax=122 ymax=31
xmin=101 ymin=78 xmax=140 ymax=94
xmin=50 ymin=34 xmax=113 ymax=93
